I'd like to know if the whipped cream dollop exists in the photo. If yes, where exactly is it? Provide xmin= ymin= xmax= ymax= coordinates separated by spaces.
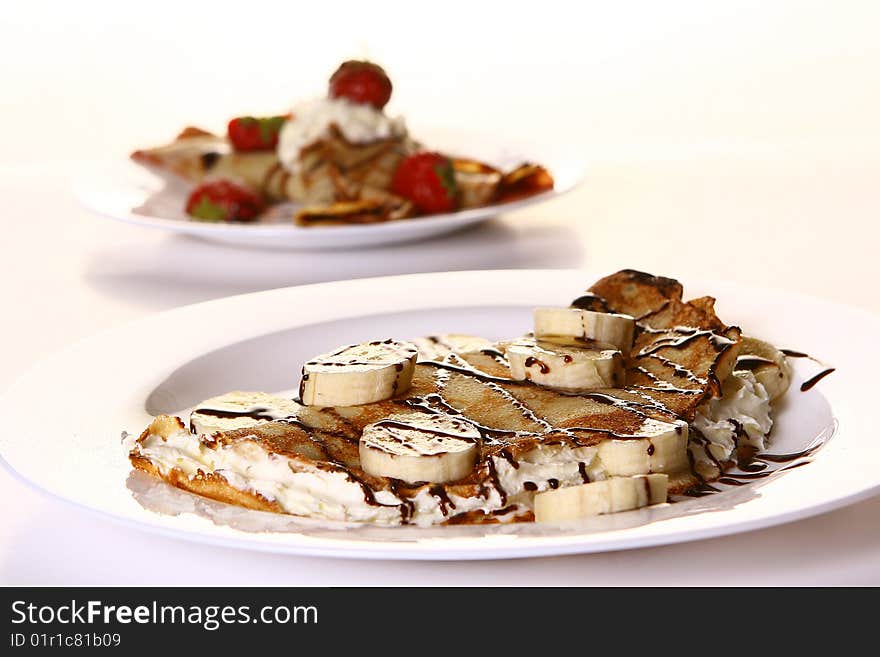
xmin=277 ymin=97 xmax=407 ymax=173
xmin=692 ymin=370 xmax=773 ymax=465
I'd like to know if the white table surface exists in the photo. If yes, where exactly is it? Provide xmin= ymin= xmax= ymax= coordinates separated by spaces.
xmin=2 ymin=2 xmax=879 ymax=585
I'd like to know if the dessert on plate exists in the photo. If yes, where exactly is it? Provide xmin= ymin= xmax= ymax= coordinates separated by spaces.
xmin=129 ymin=270 xmax=805 ymax=527
xmin=131 ymin=60 xmax=554 ymax=226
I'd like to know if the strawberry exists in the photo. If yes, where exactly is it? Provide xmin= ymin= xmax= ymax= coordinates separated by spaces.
xmin=391 ymin=152 xmax=459 ymax=214
xmin=185 ymin=180 xmax=265 ymax=222
xmin=328 ymin=60 xmax=393 ymax=110
xmin=227 ymin=115 xmax=288 ymax=151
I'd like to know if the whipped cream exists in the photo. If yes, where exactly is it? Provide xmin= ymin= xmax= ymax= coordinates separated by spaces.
xmin=134 ymin=424 xmax=607 ymax=526
xmin=133 ymin=373 xmax=774 ymax=525
xmin=691 ymin=370 xmax=773 ymax=466
xmin=135 ymin=426 xmax=507 ymax=526
xmin=139 ymin=428 xmax=405 ymax=524
xmin=277 ymin=97 xmax=407 ymax=174
xmin=493 ymin=444 xmax=605 ymax=503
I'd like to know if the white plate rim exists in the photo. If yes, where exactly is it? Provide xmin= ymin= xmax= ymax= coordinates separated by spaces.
xmin=2 ymin=269 xmax=878 ymax=560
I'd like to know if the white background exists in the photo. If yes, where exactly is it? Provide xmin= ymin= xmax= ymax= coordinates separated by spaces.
xmin=2 ymin=1 xmax=879 ymax=584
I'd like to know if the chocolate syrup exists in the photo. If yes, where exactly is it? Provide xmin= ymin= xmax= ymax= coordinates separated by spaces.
xmin=430 ymin=485 xmax=456 ymax=516
xmin=498 ymin=449 xmax=520 ymax=469
xmin=421 ymin=359 xmax=523 ymax=385
xmin=479 ymin=347 xmax=509 ymax=366
xmin=779 ymin=349 xmax=836 ymax=391
xmin=636 ymin=325 xmax=737 ymax=398
xmin=189 ymin=406 xmax=282 ymax=433
xmin=310 ymin=341 xmax=417 ymax=368
xmin=735 ymin=356 xmax=775 ymax=371
xmin=680 ymin=432 xmax=828 ymax=499
xmin=523 ymin=356 xmax=550 ymax=374
xmin=490 ymin=505 xmax=520 ymax=516
xmin=388 ymin=480 xmax=416 ymax=522
xmin=200 ymin=151 xmax=221 ymax=169
xmin=369 ymin=418 xmax=478 ymax=442
xmin=578 ymin=462 xmax=590 ymax=483
xmin=757 ymin=445 xmax=824 ymax=462
xmin=736 ymin=459 xmax=768 ymax=473
xmin=682 ymin=482 xmax=722 ymax=497
xmin=800 ymin=368 xmax=836 ymax=392
xmin=638 ymin=327 xmax=735 ymax=356
xmin=716 ymin=477 xmax=749 ymax=486
xmin=485 ymin=458 xmax=507 ymax=505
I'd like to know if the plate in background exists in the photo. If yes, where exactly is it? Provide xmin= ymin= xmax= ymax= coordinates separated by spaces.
xmin=75 ymin=130 xmax=584 ymax=250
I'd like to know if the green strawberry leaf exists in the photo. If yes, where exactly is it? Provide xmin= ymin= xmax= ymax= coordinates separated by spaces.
xmin=188 ymin=197 xmax=228 ymax=222
xmin=258 ymin=115 xmax=288 ymax=143
xmin=434 ymin=160 xmax=459 ymax=198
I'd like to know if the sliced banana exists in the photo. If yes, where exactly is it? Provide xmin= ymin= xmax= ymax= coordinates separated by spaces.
xmin=735 ymin=336 xmax=792 ymax=401
xmin=534 ymin=474 xmax=668 ymax=522
xmin=534 ymin=307 xmax=636 ymax=352
xmin=597 ymin=419 xmax=689 ymax=476
xmin=300 ymin=339 xmax=418 ymax=407
xmin=410 ymin=334 xmax=496 ymax=362
xmin=189 ymin=391 xmax=300 ymax=435
xmin=358 ymin=412 xmax=481 ymax=483
xmin=504 ymin=335 xmax=624 ymax=390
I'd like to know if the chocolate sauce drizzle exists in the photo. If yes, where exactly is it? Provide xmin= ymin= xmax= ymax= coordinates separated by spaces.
xmin=578 ymin=462 xmax=591 ymax=483
xmin=780 ymin=349 xmax=836 ymax=392
xmin=430 ymin=485 xmax=456 ymax=515
xmin=523 ymin=356 xmax=551 ymax=374
xmin=189 ymin=406 xmax=283 ymax=434
xmin=800 ymin=368 xmax=836 ymax=392
xmin=479 ymin=347 xmax=510 ymax=366
xmin=414 ymin=361 xmax=685 ymax=445
xmin=735 ymin=356 xmax=775 ymax=371
xmin=200 ymin=151 xmax=221 ymax=170
xmin=635 ymin=325 xmax=737 ymax=398
xmin=368 ymin=418 xmax=478 ymax=443
xmin=680 ymin=431 xmax=831 ymax=499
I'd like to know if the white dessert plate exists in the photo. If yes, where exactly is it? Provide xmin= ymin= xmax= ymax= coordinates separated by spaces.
xmin=1 ymin=270 xmax=876 ymax=560
xmin=74 ymin=129 xmax=583 ymax=250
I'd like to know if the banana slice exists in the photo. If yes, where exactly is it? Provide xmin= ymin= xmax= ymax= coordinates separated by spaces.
xmin=504 ymin=335 xmax=624 ymax=390
xmin=411 ymin=334 xmax=496 ymax=362
xmin=735 ymin=336 xmax=792 ymax=401
xmin=597 ymin=419 xmax=689 ymax=476
xmin=189 ymin=391 xmax=300 ymax=435
xmin=358 ymin=412 xmax=481 ymax=483
xmin=534 ymin=307 xmax=635 ymax=352
xmin=534 ymin=474 xmax=668 ymax=522
xmin=300 ymin=339 xmax=418 ymax=407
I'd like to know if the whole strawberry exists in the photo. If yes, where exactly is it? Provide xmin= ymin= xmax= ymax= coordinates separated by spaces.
xmin=391 ymin=152 xmax=459 ymax=214
xmin=185 ymin=180 xmax=264 ymax=222
xmin=328 ymin=60 xmax=393 ymax=110
xmin=227 ymin=115 xmax=289 ymax=151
